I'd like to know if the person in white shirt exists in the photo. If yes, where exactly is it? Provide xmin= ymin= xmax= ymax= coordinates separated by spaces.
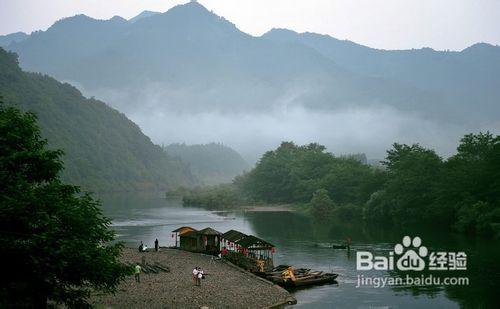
xmin=197 ymin=268 xmax=204 ymax=286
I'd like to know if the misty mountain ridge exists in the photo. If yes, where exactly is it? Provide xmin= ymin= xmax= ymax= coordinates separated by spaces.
xmin=0 ymin=47 xmax=196 ymax=192
xmin=262 ymin=28 xmax=500 ymax=120
xmin=0 ymin=32 xmax=28 ymax=47
xmin=164 ymin=142 xmax=249 ymax=185
xmin=5 ymin=1 xmax=440 ymax=114
xmin=3 ymin=1 xmax=499 ymax=160
xmin=129 ymin=10 xmax=160 ymax=23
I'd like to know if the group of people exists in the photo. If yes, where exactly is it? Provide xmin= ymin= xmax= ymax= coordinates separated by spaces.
xmin=192 ymin=267 xmax=205 ymax=286
xmin=138 ymin=239 xmax=160 ymax=253
xmin=134 ymin=240 xmax=208 ymax=287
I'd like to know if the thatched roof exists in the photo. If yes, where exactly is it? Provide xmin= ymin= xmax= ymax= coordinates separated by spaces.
xmin=172 ymin=226 xmax=196 ymax=233
xmin=222 ymin=229 xmax=247 ymax=242
xmin=196 ymin=227 xmax=222 ymax=236
xmin=236 ymin=235 xmax=275 ymax=249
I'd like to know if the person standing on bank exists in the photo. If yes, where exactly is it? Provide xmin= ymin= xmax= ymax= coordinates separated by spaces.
xmin=134 ymin=263 xmax=142 ymax=283
xmin=155 ymin=238 xmax=159 ymax=252
xmin=197 ymin=267 xmax=204 ymax=286
xmin=192 ymin=267 xmax=199 ymax=286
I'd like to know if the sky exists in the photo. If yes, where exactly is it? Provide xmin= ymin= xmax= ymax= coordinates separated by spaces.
xmin=0 ymin=0 xmax=499 ymax=51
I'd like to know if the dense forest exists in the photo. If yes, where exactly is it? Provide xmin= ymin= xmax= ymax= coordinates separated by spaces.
xmin=181 ymin=135 xmax=500 ymax=238
xmin=163 ymin=143 xmax=249 ymax=185
xmin=0 ymin=48 xmax=195 ymax=192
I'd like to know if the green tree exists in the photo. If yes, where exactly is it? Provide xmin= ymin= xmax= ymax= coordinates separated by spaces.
xmin=310 ymin=189 xmax=335 ymax=220
xmin=380 ymin=143 xmax=443 ymax=225
xmin=0 ymin=102 xmax=129 ymax=307
xmin=441 ymin=133 xmax=500 ymax=235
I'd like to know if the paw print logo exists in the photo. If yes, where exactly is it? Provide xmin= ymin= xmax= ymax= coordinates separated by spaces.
xmin=394 ymin=236 xmax=428 ymax=271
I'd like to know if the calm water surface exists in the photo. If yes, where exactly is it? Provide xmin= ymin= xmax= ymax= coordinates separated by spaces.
xmin=99 ymin=193 xmax=499 ymax=308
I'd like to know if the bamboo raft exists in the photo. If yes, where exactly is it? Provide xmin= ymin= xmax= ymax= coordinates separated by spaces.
xmin=263 ymin=265 xmax=338 ymax=288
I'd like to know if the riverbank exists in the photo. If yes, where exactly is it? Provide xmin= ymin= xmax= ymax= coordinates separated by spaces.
xmin=242 ymin=204 xmax=294 ymax=212
xmin=90 ymin=248 xmax=296 ymax=308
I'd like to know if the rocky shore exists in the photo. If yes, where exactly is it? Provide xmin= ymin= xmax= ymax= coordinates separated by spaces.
xmin=90 ymin=248 xmax=296 ymax=308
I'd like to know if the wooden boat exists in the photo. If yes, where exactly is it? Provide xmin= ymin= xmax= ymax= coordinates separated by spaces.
xmin=273 ymin=273 xmax=338 ymax=288
xmin=286 ymin=273 xmax=338 ymax=288
xmin=313 ymin=243 xmax=349 ymax=249
xmin=264 ymin=265 xmax=339 ymax=289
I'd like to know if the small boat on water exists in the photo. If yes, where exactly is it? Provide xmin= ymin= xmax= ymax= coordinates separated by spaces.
xmin=313 ymin=243 xmax=349 ymax=249
xmin=281 ymin=273 xmax=338 ymax=288
xmin=263 ymin=265 xmax=338 ymax=289
xmin=331 ymin=244 xmax=347 ymax=249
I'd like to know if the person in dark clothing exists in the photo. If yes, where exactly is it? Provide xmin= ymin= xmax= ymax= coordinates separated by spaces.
xmin=155 ymin=238 xmax=159 ymax=252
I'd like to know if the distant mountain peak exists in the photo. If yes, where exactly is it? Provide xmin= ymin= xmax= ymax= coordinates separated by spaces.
xmin=129 ymin=10 xmax=160 ymax=23
xmin=47 ymin=13 xmax=127 ymax=34
xmin=110 ymin=15 xmax=127 ymax=23
xmin=0 ymin=32 xmax=28 ymax=47
xmin=133 ymin=0 xmax=240 ymax=35
xmin=461 ymin=42 xmax=499 ymax=54
xmin=266 ymin=28 xmax=298 ymax=34
xmin=167 ymin=0 xmax=216 ymax=18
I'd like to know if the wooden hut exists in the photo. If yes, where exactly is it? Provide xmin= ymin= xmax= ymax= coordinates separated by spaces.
xmin=171 ymin=226 xmax=197 ymax=247
xmin=179 ymin=227 xmax=222 ymax=255
xmin=236 ymin=235 xmax=275 ymax=270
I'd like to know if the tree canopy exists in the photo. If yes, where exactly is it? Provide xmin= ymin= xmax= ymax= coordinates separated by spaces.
xmin=0 ymin=101 xmax=129 ymax=307
xmin=164 ymin=142 xmax=248 ymax=185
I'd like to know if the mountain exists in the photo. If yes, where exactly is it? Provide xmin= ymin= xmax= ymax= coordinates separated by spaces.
xmin=0 ymin=32 xmax=28 ymax=47
xmin=0 ymin=47 xmax=196 ymax=192
xmin=3 ymin=1 xmax=499 ymax=159
xmin=262 ymin=29 xmax=500 ymax=121
xmin=164 ymin=143 xmax=249 ymax=185
xmin=5 ymin=2 xmax=440 ymax=115
xmin=129 ymin=10 xmax=160 ymax=23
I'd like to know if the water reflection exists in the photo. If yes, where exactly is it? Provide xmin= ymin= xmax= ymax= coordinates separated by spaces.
xmin=98 ymin=193 xmax=499 ymax=308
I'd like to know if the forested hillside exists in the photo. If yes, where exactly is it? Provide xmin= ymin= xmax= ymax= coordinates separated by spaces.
xmin=0 ymin=48 xmax=195 ymax=192
xmin=164 ymin=143 xmax=249 ymax=184
xmin=182 ymin=137 xmax=500 ymax=238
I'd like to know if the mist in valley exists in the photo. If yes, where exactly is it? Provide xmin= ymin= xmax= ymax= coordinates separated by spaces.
xmin=84 ymin=84 xmax=480 ymax=164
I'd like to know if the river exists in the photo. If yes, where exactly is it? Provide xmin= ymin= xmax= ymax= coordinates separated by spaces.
xmin=99 ymin=192 xmax=499 ymax=308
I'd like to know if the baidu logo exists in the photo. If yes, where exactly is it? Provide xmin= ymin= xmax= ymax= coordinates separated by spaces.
xmin=395 ymin=236 xmax=427 ymax=271
xmin=357 ymin=236 xmax=466 ymax=271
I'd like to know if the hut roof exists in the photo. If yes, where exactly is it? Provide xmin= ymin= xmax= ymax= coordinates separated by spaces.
xmin=172 ymin=226 xmax=196 ymax=233
xmin=236 ymin=235 xmax=275 ymax=249
xmin=181 ymin=230 xmax=199 ymax=238
xmin=197 ymin=227 xmax=222 ymax=236
xmin=223 ymin=229 xmax=248 ymax=242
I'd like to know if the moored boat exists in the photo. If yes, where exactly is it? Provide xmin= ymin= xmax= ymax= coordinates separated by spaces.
xmin=331 ymin=244 xmax=347 ymax=249
xmin=283 ymin=273 xmax=338 ymax=288
xmin=264 ymin=265 xmax=338 ymax=289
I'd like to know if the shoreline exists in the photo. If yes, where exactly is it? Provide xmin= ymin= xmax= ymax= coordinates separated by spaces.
xmin=241 ymin=204 xmax=295 ymax=212
xmin=91 ymin=248 xmax=296 ymax=308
